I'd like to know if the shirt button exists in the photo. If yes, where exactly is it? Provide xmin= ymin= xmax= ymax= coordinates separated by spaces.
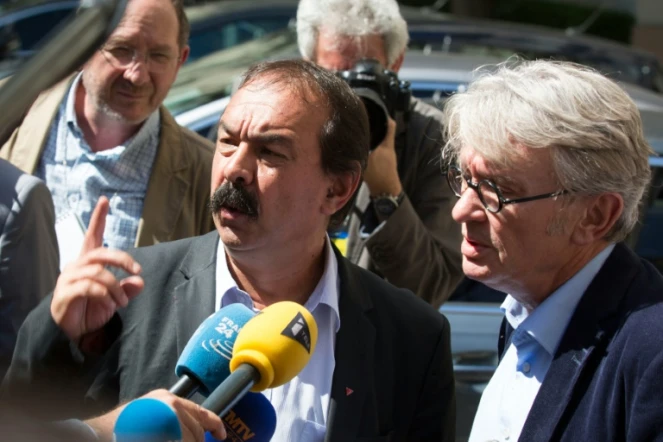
xmin=522 ymin=361 xmax=531 ymax=373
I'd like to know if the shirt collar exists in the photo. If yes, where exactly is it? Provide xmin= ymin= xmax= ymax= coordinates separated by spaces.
xmin=64 ymin=71 xmax=161 ymax=156
xmin=501 ymin=243 xmax=616 ymax=355
xmin=215 ymin=237 xmax=341 ymax=333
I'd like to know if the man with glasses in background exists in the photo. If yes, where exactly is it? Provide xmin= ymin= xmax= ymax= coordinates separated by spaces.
xmin=1 ymin=0 xmax=214 ymax=263
xmin=444 ymin=59 xmax=663 ymax=441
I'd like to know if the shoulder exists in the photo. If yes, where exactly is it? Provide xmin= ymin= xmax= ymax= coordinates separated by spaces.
xmin=340 ymin=256 xmax=449 ymax=336
xmin=606 ymin=253 xmax=663 ymax=370
xmin=0 ymin=159 xmax=48 ymax=205
xmin=161 ymin=109 xmax=214 ymax=156
xmin=128 ymin=234 xmax=199 ymax=267
xmin=178 ymin=125 xmax=215 ymax=158
xmin=410 ymin=97 xmax=444 ymax=123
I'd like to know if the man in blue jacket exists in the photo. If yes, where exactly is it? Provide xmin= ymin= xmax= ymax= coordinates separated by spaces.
xmin=444 ymin=59 xmax=663 ymax=441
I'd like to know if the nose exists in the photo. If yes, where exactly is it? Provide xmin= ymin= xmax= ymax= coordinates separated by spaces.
xmin=223 ymin=143 xmax=255 ymax=186
xmin=452 ymin=188 xmax=487 ymax=224
xmin=123 ymin=56 xmax=150 ymax=85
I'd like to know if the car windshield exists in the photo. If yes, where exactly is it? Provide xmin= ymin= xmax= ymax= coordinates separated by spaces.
xmin=164 ymin=28 xmax=298 ymax=116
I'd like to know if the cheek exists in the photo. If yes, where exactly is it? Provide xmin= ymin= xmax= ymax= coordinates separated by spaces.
xmin=211 ymin=154 xmax=225 ymax=189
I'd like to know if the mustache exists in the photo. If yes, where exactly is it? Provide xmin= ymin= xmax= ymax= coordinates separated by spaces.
xmin=209 ymin=182 xmax=259 ymax=218
xmin=114 ymin=79 xmax=151 ymax=95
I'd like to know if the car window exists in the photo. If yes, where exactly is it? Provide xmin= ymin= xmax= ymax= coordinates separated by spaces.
xmin=409 ymin=81 xmax=467 ymax=109
xmin=11 ymin=7 xmax=74 ymax=51
xmin=187 ymin=17 xmax=292 ymax=63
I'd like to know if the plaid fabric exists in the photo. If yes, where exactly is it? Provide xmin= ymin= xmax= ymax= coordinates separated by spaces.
xmin=36 ymin=73 xmax=160 ymax=250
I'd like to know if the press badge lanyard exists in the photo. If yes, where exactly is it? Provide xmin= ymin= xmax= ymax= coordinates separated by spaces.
xmin=54 ymin=117 xmax=98 ymax=269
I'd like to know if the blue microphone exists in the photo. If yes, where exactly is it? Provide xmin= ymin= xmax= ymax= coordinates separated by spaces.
xmin=170 ymin=303 xmax=255 ymax=398
xmin=205 ymin=392 xmax=277 ymax=442
xmin=113 ymin=398 xmax=181 ymax=442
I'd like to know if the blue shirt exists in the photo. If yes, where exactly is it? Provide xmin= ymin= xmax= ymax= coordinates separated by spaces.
xmin=215 ymin=237 xmax=340 ymax=442
xmin=469 ymin=244 xmax=615 ymax=442
xmin=36 ymin=73 xmax=160 ymax=252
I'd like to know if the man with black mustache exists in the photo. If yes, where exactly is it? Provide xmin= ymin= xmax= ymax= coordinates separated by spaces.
xmin=5 ymin=59 xmax=456 ymax=442
xmin=0 ymin=0 xmax=215 ymax=263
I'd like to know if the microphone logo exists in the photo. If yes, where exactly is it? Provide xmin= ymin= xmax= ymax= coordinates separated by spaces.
xmin=202 ymin=338 xmax=233 ymax=360
xmin=281 ymin=312 xmax=312 ymax=353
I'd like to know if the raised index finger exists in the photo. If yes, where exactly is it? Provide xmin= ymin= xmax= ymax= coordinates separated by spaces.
xmin=81 ymin=196 xmax=110 ymax=255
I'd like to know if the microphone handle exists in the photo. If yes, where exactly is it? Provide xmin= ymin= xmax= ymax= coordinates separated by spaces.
xmin=202 ymin=364 xmax=261 ymax=418
xmin=169 ymin=375 xmax=198 ymax=399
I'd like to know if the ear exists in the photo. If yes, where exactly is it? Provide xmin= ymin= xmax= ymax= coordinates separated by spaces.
xmin=389 ymin=51 xmax=405 ymax=73
xmin=570 ymin=193 xmax=624 ymax=245
xmin=321 ymin=164 xmax=362 ymax=218
xmin=177 ymin=45 xmax=190 ymax=68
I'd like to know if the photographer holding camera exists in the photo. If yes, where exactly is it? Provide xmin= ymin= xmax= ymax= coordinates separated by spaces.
xmin=297 ymin=0 xmax=463 ymax=306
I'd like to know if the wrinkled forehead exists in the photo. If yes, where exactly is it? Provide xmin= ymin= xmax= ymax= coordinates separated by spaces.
xmin=226 ymin=80 xmax=327 ymax=128
xmin=457 ymin=142 xmax=554 ymax=179
xmin=110 ymin=0 xmax=179 ymax=47
xmin=316 ymin=29 xmax=387 ymax=67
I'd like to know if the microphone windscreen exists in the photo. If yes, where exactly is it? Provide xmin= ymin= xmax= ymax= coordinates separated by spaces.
xmin=114 ymin=398 xmax=181 ymax=442
xmin=230 ymin=301 xmax=318 ymax=391
xmin=176 ymin=303 xmax=255 ymax=396
xmin=204 ymin=392 xmax=277 ymax=442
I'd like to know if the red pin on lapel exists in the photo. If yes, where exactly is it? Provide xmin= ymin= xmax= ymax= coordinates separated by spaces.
xmin=346 ymin=387 xmax=354 ymax=396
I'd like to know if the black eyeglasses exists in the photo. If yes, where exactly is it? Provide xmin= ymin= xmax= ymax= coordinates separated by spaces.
xmin=446 ymin=166 xmax=568 ymax=213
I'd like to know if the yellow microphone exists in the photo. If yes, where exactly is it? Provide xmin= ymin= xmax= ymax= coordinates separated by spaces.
xmin=201 ymin=301 xmax=318 ymax=417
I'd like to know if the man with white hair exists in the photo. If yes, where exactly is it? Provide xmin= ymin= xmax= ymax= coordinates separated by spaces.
xmin=296 ymin=0 xmax=463 ymax=307
xmin=443 ymin=59 xmax=663 ymax=441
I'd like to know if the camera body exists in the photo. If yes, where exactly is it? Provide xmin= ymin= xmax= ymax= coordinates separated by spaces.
xmin=336 ymin=58 xmax=411 ymax=150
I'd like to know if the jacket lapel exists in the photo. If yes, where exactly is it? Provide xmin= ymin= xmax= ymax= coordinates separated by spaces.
xmin=135 ymin=108 xmax=192 ymax=247
xmin=325 ymin=249 xmax=376 ymax=442
xmin=3 ymin=75 xmax=73 ymax=173
xmin=519 ymin=244 xmax=639 ymax=441
xmin=172 ymin=231 xmax=219 ymax=357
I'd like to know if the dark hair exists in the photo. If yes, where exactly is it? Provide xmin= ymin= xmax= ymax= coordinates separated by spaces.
xmin=171 ymin=0 xmax=190 ymax=49
xmin=239 ymin=59 xmax=370 ymax=229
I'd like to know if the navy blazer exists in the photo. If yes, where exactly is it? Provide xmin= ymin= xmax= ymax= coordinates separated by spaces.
xmin=498 ymin=243 xmax=663 ymax=442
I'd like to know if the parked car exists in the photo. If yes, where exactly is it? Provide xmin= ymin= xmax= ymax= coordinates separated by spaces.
xmin=407 ymin=19 xmax=663 ymax=93
xmin=3 ymin=0 xmax=660 ymax=93
xmin=0 ymin=0 xmax=78 ymax=76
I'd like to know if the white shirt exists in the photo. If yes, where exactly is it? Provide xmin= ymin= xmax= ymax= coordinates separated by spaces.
xmin=215 ymin=237 xmax=340 ymax=442
xmin=469 ymin=244 xmax=615 ymax=442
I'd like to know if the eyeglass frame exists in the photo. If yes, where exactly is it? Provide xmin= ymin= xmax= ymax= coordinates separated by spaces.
xmin=446 ymin=165 xmax=569 ymax=213
xmin=100 ymin=44 xmax=179 ymax=73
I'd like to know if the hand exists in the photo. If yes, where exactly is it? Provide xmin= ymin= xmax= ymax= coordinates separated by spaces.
xmin=85 ymin=389 xmax=227 ymax=442
xmin=50 ymin=196 xmax=144 ymax=342
xmin=363 ymin=118 xmax=403 ymax=197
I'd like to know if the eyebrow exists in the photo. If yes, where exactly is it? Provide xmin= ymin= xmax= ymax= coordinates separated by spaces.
xmin=459 ymin=164 xmax=522 ymax=190
xmin=105 ymin=38 xmax=174 ymax=52
xmin=217 ymin=120 xmax=294 ymax=149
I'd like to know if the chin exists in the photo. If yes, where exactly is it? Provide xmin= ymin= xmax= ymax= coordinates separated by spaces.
xmin=462 ymin=257 xmax=494 ymax=283
xmin=218 ymin=228 xmax=257 ymax=251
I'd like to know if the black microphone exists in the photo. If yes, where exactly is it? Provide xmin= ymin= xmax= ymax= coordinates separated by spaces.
xmin=0 ymin=0 xmax=127 ymax=144
xmin=202 ymin=301 xmax=318 ymax=417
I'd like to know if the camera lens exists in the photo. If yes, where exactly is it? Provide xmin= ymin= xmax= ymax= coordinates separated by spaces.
xmin=351 ymin=87 xmax=388 ymax=150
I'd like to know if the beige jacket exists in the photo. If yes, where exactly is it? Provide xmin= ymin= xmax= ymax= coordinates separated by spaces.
xmin=0 ymin=76 xmax=216 ymax=247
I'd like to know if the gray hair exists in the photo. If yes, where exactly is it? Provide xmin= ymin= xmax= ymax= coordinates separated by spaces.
xmin=296 ymin=0 xmax=409 ymax=67
xmin=442 ymin=59 xmax=654 ymax=242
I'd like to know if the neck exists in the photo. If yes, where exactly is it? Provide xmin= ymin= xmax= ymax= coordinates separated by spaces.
xmin=505 ymin=241 xmax=610 ymax=312
xmin=74 ymin=83 xmax=143 ymax=152
xmin=225 ymin=236 xmax=328 ymax=309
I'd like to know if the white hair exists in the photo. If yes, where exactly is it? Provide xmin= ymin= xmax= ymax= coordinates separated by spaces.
xmin=442 ymin=59 xmax=654 ymax=242
xmin=296 ymin=0 xmax=409 ymax=67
